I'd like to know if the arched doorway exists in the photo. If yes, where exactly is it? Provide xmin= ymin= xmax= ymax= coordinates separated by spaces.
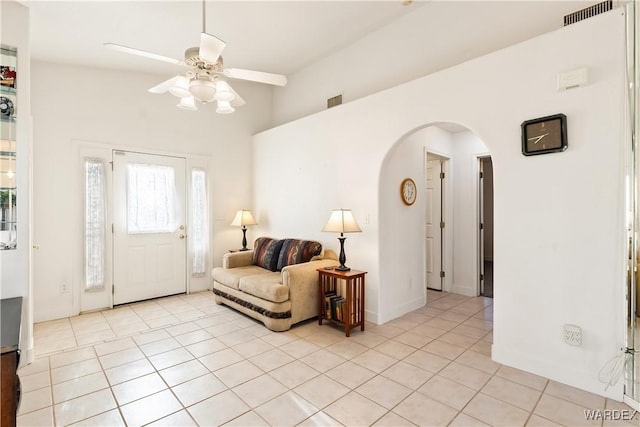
xmin=378 ymin=122 xmax=492 ymax=321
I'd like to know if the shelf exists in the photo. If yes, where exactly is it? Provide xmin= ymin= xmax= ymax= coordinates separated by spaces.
xmin=317 ymin=268 xmax=367 ymax=337
xmin=0 ymin=86 xmax=16 ymax=96
xmin=0 ymin=116 xmax=17 ymax=123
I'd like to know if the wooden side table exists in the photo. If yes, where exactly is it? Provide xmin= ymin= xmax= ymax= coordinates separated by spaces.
xmin=317 ymin=268 xmax=366 ymax=337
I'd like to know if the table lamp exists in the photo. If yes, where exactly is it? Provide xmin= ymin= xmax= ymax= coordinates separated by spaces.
xmin=231 ymin=209 xmax=257 ymax=251
xmin=322 ymin=209 xmax=362 ymax=271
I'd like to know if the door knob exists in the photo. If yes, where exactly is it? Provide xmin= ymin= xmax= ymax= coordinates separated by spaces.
xmin=179 ymin=234 xmax=186 ymax=240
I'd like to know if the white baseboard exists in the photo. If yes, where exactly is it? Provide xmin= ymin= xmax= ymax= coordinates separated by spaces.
xmin=623 ymin=395 xmax=639 ymax=410
xmin=451 ymin=284 xmax=477 ymax=297
xmin=376 ymin=296 xmax=425 ymax=324
xmin=492 ymin=343 xmax=624 ymax=400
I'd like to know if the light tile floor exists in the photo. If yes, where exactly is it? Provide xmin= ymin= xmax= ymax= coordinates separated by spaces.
xmin=17 ymin=290 xmax=638 ymax=426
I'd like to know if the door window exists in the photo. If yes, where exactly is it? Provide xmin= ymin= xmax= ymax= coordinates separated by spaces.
xmin=127 ymin=163 xmax=176 ymax=234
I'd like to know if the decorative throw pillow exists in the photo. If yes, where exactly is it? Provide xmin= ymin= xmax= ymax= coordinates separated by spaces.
xmin=253 ymin=237 xmax=284 ymax=272
xmin=276 ymin=239 xmax=323 ymax=271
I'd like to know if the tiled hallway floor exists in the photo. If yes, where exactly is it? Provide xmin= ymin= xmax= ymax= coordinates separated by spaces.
xmin=17 ymin=290 xmax=637 ymax=426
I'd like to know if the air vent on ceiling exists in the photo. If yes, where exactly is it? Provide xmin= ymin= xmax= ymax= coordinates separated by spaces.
xmin=564 ymin=0 xmax=613 ymax=26
xmin=327 ymin=94 xmax=343 ymax=109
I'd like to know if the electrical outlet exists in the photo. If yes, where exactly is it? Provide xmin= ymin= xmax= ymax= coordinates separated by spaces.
xmin=563 ymin=324 xmax=582 ymax=346
xmin=60 ymin=282 xmax=69 ymax=293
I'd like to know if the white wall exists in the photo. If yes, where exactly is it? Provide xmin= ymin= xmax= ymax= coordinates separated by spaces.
xmin=1 ymin=0 xmax=34 ymax=363
xmin=451 ymin=131 xmax=490 ymax=297
xmin=254 ymin=10 xmax=627 ymax=399
xmin=273 ymin=1 xmax=597 ymax=125
xmin=379 ymin=126 xmax=456 ymax=319
xmin=31 ymin=61 xmax=272 ymax=322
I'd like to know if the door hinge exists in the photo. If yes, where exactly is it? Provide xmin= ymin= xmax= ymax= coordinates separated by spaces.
xmin=440 ymin=221 xmax=445 ymax=229
xmin=440 ymin=271 xmax=445 ymax=278
xmin=111 ymin=286 xmax=115 ymax=295
xmin=480 ymin=223 xmax=484 ymax=230
xmin=440 ymin=172 xmax=445 ymax=179
xmin=109 ymin=161 xmax=114 ymax=170
xmin=480 ymin=171 xmax=484 ymax=178
xmin=480 ymin=274 xmax=484 ymax=281
xmin=112 ymin=224 xmax=114 ymax=233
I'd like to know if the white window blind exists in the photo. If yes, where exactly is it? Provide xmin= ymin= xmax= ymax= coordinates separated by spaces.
xmin=84 ymin=158 xmax=106 ymax=290
xmin=191 ymin=169 xmax=208 ymax=276
xmin=127 ymin=163 xmax=176 ymax=234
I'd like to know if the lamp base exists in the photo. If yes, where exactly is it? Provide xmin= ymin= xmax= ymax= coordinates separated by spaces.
xmin=336 ymin=236 xmax=350 ymax=272
xmin=240 ymin=226 xmax=249 ymax=251
xmin=239 ymin=248 xmax=249 ymax=252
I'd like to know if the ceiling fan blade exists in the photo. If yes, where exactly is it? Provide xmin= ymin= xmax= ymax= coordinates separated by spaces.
xmin=104 ymin=43 xmax=184 ymax=66
xmin=148 ymin=76 xmax=182 ymax=93
xmin=227 ymin=84 xmax=246 ymax=107
xmin=223 ymin=68 xmax=287 ymax=87
xmin=199 ymin=33 xmax=226 ymax=64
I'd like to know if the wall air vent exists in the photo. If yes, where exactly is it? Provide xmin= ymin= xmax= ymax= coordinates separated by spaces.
xmin=564 ymin=0 xmax=613 ymax=26
xmin=327 ymin=94 xmax=343 ymax=109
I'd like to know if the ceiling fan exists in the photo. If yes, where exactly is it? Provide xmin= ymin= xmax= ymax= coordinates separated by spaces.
xmin=104 ymin=1 xmax=287 ymax=114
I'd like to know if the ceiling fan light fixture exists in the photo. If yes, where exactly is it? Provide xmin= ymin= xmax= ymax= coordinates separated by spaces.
xmin=176 ymin=96 xmax=197 ymax=110
xmin=216 ymin=100 xmax=235 ymax=114
xmin=214 ymin=80 xmax=235 ymax=102
xmin=189 ymin=77 xmax=216 ymax=103
xmin=168 ymin=75 xmax=192 ymax=98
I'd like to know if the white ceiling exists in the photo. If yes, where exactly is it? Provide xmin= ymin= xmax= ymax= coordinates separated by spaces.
xmin=26 ymin=1 xmax=424 ymax=79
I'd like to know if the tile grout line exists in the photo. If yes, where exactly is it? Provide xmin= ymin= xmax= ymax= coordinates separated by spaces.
xmin=22 ymin=292 xmax=629 ymax=427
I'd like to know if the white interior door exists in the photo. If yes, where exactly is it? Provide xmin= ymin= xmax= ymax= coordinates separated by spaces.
xmin=426 ymin=157 xmax=443 ymax=291
xmin=113 ymin=151 xmax=187 ymax=305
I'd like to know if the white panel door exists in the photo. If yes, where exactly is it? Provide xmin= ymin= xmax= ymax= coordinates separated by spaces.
xmin=426 ymin=158 xmax=443 ymax=291
xmin=113 ymin=151 xmax=187 ymax=305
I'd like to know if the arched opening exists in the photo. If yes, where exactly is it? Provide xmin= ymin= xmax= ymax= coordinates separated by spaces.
xmin=378 ymin=122 xmax=492 ymax=322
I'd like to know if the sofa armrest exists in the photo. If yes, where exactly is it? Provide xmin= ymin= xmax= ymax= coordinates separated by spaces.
xmin=280 ymin=259 xmax=337 ymax=286
xmin=282 ymin=258 xmax=340 ymax=324
xmin=223 ymin=250 xmax=255 ymax=269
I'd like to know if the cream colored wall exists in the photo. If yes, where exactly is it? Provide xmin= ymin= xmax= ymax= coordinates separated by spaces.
xmin=254 ymin=11 xmax=627 ymax=399
xmin=30 ymin=61 xmax=273 ymax=322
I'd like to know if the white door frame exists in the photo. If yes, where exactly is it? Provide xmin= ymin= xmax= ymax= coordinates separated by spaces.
xmin=73 ymin=140 xmax=211 ymax=313
xmin=476 ymin=153 xmax=492 ymax=297
xmin=424 ymin=148 xmax=453 ymax=294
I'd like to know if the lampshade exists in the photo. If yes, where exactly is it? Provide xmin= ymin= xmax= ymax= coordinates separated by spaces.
xmin=189 ymin=77 xmax=216 ymax=103
xmin=214 ymin=80 xmax=235 ymax=102
xmin=231 ymin=210 xmax=257 ymax=227
xmin=176 ymin=96 xmax=197 ymax=110
xmin=322 ymin=209 xmax=362 ymax=234
xmin=168 ymin=75 xmax=192 ymax=98
xmin=216 ymin=100 xmax=235 ymax=114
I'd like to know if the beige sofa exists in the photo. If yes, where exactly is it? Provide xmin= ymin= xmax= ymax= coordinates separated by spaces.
xmin=212 ymin=237 xmax=339 ymax=331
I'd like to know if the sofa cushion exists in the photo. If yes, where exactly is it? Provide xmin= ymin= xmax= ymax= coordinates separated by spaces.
xmin=276 ymin=239 xmax=322 ymax=271
xmin=252 ymin=237 xmax=284 ymax=272
xmin=239 ymin=272 xmax=289 ymax=303
xmin=212 ymin=265 xmax=269 ymax=290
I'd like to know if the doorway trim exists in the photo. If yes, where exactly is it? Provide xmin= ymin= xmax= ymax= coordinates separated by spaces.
xmin=477 ymin=155 xmax=494 ymax=298
xmin=73 ymin=140 xmax=212 ymax=314
xmin=424 ymin=148 xmax=453 ymax=293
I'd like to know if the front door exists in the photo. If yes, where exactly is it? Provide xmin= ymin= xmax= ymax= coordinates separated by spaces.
xmin=112 ymin=151 xmax=187 ymax=305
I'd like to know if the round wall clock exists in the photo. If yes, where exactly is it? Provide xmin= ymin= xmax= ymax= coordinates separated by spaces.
xmin=401 ymin=178 xmax=417 ymax=206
